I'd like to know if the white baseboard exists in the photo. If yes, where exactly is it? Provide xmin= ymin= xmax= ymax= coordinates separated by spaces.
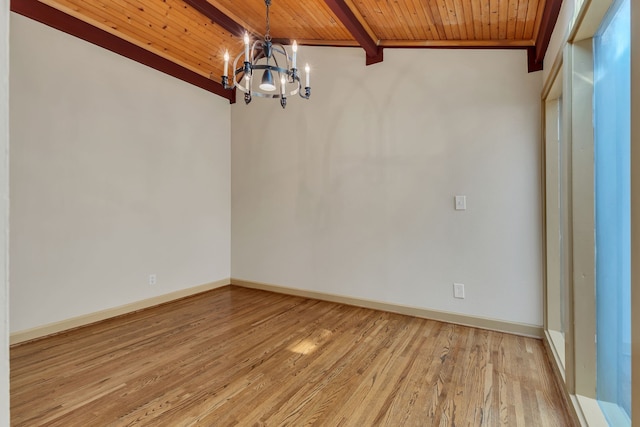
xmin=12 ymin=277 xmax=543 ymax=345
xmin=10 ymin=278 xmax=231 ymax=345
xmin=231 ymin=278 xmax=543 ymax=338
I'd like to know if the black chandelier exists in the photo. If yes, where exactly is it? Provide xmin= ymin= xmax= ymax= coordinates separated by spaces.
xmin=221 ymin=0 xmax=311 ymax=108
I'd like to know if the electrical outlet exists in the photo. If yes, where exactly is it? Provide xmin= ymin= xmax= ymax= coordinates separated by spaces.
xmin=149 ymin=274 xmax=157 ymax=285
xmin=453 ymin=283 xmax=465 ymax=299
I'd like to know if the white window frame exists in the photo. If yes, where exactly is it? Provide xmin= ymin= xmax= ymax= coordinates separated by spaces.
xmin=541 ymin=0 xmax=640 ymax=424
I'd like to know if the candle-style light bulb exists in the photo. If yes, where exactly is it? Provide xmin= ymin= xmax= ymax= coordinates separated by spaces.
xmin=223 ymin=50 xmax=229 ymax=77
xmin=281 ymin=75 xmax=286 ymax=95
xmin=305 ymin=64 xmax=310 ymax=88
xmin=243 ymin=32 xmax=250 ymax=61
xmin=292 ymin=41 xmax=297 ymax=69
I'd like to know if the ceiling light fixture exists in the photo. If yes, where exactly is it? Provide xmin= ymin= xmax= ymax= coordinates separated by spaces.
xmin=221 ymin=0 xmax=311 ymax=109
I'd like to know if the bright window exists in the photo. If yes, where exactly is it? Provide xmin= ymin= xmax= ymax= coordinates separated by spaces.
xmin=593 ymin=0 xmax=631 ymax=422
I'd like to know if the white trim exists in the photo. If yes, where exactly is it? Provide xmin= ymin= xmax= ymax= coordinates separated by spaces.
xmin=542 ymin=36 xmax=565 ymax=99
xmin=573 ymin=395 xmax=610 ymax=427
xmin=0 ymin=0 xmax=9 ymax=422
xmin=10 ymin=278 xmax=231 ymax=345
xmin=546 ymin=329 xmax=567 ymax=380
xmin=231 ymin=278 xmax=543 ymax=338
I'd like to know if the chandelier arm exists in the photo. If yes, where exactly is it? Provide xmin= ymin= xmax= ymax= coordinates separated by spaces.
xmin=285 ymin=73 xmax=300 ymax=96
xmin=251 ymin=40 xmax=262 ymax=62
xmin=231 ymin=52 xmax=250 ymax=91
xmin=239 ymin=91 xmax=284 ymax=99
xmin=250 ymin=64 xmax=289 ymax=74
xmin=271 ymin=53 xmax=281 ymax=81
xmin=291 ymin=74 xmax=309 ymax=99
xmin=270 ymin=45 xmax=289 ymax=58
xmin=300 ymin=86 xmax=311 ymax=99
xmin=267 ymin=43 xmax=297 ymax=84
xmin=270 ymin=54 xmax=293 ymax=97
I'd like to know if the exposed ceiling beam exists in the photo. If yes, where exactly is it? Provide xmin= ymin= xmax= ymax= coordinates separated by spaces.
xmin=182 ymin=0 xmax=247 ymax=38
xmin=323 ymin=0 xmax=383 ymax=65
xmin=528 ymin=0 xmax=563 ymax=72
xmin=10 ymin=0 xmax=235 ymax=102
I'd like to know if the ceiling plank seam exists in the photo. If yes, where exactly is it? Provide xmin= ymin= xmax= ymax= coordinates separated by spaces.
xmin=323 ymin=0 xmax=383 ymax=65
xmin=10 ymin=0 xmax=235 ymax=102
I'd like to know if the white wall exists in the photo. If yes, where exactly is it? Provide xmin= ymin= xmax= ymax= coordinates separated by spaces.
xmin=232 ymin=47 xmax=543 ymax=326
xmin=9 ymin=14 xmax=231 ymax=333
xmin=1 ymin=0 xmax=9 ymax=422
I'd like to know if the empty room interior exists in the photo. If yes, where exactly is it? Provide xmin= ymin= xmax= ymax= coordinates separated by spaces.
xmin=1 ymin=0 xmax=639 ymax=425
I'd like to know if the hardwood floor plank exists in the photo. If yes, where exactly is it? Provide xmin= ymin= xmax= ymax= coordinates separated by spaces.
xmin=10 ymin=286 xmax=575 ymax=426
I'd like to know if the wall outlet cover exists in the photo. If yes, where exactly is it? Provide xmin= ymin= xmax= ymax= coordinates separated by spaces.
xmin=455 ymin=195 xmax=467 ymax=210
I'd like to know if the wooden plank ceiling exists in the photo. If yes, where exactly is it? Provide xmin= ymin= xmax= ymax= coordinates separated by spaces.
xmin=10 ymin=0 xmax=562 ymax=101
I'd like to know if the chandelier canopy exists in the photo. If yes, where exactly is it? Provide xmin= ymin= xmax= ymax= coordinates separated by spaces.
xmin=221 ymin=0 xmax=311 ymax=108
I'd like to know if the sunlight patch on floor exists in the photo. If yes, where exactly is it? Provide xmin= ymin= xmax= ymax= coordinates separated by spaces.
xmin=288 ymin=329 xmax=332 ymax=355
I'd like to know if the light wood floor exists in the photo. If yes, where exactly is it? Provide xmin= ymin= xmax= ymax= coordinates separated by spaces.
xmin=11 ymin=286 xmax=574 ymax=426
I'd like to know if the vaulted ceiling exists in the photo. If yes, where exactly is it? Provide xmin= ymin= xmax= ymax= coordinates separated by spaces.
xmin=11 ymin=0 xmax=562 ymax=102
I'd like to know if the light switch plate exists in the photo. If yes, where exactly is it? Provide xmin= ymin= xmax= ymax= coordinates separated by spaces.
xmin=455 ymin=195 xmax=466 ymax=210
xmin=454 ymin=283 xmax=465 ymax=299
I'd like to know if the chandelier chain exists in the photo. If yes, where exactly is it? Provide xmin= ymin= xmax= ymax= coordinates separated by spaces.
xmin=264 ymin=0 xmax=272 ymax=42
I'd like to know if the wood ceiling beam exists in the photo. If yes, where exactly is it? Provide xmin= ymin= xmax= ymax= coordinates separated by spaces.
xmin=10 ymin=0 xmax=235 ymax=102
xmin=528 ymin=0 xmax=563 ymax=72
xmin=182 ymin=0 xmax=248 ymax=38
xmin=323 ymin=0 xmax=383 ymax=65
